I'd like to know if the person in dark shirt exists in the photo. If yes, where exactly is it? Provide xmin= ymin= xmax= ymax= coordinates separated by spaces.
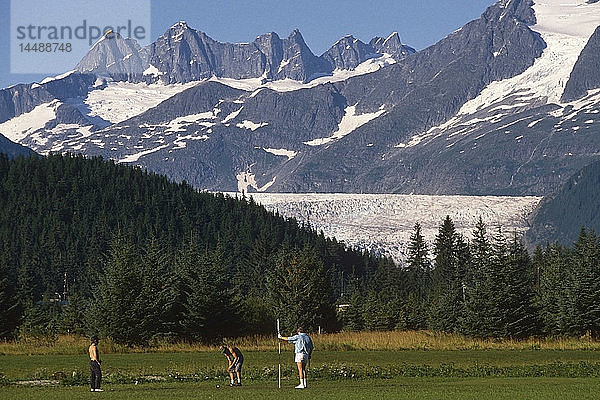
xmin=220 ymin=345 xmax=244 ymax=386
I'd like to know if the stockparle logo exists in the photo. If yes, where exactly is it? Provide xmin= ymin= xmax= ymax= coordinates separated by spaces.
xmin=10 ymin=0 xmax=151 ymax=74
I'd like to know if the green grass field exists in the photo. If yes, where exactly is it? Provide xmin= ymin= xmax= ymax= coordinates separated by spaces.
xmin=2 ymin=378 xmax=600 ymax=400
xmin=3 ymin=348 xmax=600 ymax=399
xmin=3 ymin=333 xmax=600 ymax=399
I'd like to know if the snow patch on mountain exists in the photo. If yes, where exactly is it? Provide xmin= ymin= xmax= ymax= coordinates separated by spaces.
xmin=221 ymin=107 xmax=243 ymax=123
xmin=165 ymin=111 xmax=219 ymax=133
xmin=208 ymin=54 xmax=397 ymax=94
xmin=236 ymin=171 xmax=276 ymax=193
xmin=118 ymin=144 xmax=170 ymax=163
xmin=39 ymin=70 xmax=77 ymax=85
xmin=173 ymin=133 xmax=210 ymax=149
xmin=261 ymin=147 xmax=297 ymax=159
xmin=143 ymin=65 xmax=164 ymax=77
xmin=0 ymin=100 xmax=60 ymax=143
xmin=304 ymin=105 xmax=386 ymax=146
xmin=246 ymin=193 xmax=542 ymax=263
xmin=81 ymin=80 xmax=199 ymax=124
xmin=32 ymin=123 xmax=95 ymax=153
xmin=236 ymin=120 xmax=268 ymax=131
xmin=533 ymin=0 xmax=600 ymax=38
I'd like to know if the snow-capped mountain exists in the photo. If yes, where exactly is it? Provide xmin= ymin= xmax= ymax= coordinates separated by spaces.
xmin=0 ymin=0 xmax=599 ymax=198
xmin=75 ymin=22 xmax=414 ymax=84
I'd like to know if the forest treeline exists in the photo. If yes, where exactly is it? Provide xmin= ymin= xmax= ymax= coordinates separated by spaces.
xmin=1 ymin=153 xmax=599 ymax=344
xmin=0 ymin=153 xmax=383 ymax=342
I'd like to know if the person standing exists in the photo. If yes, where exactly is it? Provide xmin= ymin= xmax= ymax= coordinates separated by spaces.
xmin=278 ymin=327 xmax=313 ymax=389
xmin=220 ymin=345 xmax=244 ymax=386
xmin=89 ymin=335 xmax=102 ymax=392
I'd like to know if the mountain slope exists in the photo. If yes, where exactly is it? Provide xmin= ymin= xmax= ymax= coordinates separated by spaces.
xmin=526 ymin=159 xmax=600 ymax=246
xmin=0 ymin=133 xmax=35 ymax=158
xmin=562 ymin=25 xmax=600 ymax=102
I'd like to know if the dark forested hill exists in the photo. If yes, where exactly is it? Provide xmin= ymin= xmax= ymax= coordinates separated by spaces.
xmin=0 ymin=134 xmax=35 ymax=158
xmin=526 ymin=159 xmax=600 ymax=246
xmin=0 ymin=153 xmax=386 ymax=341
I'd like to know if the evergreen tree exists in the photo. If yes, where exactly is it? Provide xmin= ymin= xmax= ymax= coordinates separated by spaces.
xmin=536 ymin=243 xmax=570 ymax=335
xmin=268 ymin=245 xmax=336 ymax=333
xmin=57 ymin=293 xmax=89 ymax=335
xmin=342 ymin=290 xmax=364 ymax=331
xmin=233 ymin=231 xmax=274 ymax=334
xmin=93 ymin=232 xmax=153 ymax=345
xmin=429 ymin=216 xmax=469 ymax=332
xmin=361 ymin=291 xmax=398 ymax=331
xmin=502 ymin=234 xmax=538 ymax=338
xmin=177 ymin=240 xmax=238 ymax=342
xmin=406 ymin=222 xmax=430 ymax=300
xmin=565 ymin=229 xmax=600 ymax=337
xmin=0 ymin=253 xmax=20 ymax=338
xmin=139 ymin=236 xmax=174 ymax=339
xmin=461 ymin=219 xmax=496 ymax=337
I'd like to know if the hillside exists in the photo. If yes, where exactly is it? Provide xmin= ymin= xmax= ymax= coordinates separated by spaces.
xmin=0 ymin=153 xmax=384 ymax=339
xmin=0 ymin=134 xmax=34 ymax=158
xmin=526 ymin=159 xmax=600 ymax=246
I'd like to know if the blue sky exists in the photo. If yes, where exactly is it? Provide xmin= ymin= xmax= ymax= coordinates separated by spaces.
xmin=0 ymin=0 xmax=495 ymax=89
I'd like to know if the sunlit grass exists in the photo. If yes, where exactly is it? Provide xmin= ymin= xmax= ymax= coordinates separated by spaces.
xmin=2 ymin=331 xmax=600 ymax=355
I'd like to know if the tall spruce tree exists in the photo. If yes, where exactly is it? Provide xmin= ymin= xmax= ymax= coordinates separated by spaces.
xmin=461 ymin=218 xmax=494 ymax=337
xmin=267 ymin=245 xmax=336 ymax=333
xmin=178 ymin=241 xmax=238 ymax=342
xmin=429 ymin=216 xmax=469 ymax=332
xmin=536 ymin=243 xmax=570 ymax=335
xmin=342 ymin=290 xmax=364 ymax=331
xmin=0 ymin=253 xmax=20 ymax=338
xmin=502 ymin=234 xmax=538 ymax=338
xmin=566 ymin=229 xmax=600 ymax=337
xmin=406 ymin=222 xmax=430 ymax=299
xmin=93 ymin=232 xmax=154 ymax=345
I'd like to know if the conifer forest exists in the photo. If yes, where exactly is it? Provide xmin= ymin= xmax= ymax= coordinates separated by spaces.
xmin=1 ymin=153 xmax=599 ymax=344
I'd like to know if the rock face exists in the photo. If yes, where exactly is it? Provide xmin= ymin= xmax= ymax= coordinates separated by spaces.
xmin=0 ymin=73 xmax=97 ymax=124
xmin=562 ymin=26 xmax=600 ymax=102
xmin=75 ymin=21 xmax=414 ymax=84
xmin=526 ymin=158 xmax=600 ymax=247
xmin=369 ymin=32 xmax=416 ymax=61
xmin=76 ymin=31 xmax=149 ymax=78
xmin=321 ymin=33 xmax=416 ymax=71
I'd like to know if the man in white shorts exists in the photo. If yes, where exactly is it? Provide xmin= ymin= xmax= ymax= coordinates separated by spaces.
xmin=278 ymin=327 xmax=314 ymax=389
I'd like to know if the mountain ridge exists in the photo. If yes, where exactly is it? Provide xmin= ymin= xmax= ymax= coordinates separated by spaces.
xmin=0 ymin=0 xmax=599 ymax=200
xmin=76 ymin=22 xmax=415 ymax=84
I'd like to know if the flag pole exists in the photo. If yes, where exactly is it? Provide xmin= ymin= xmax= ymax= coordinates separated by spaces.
xmin=277 ymin=317 xmax=281 ymax=389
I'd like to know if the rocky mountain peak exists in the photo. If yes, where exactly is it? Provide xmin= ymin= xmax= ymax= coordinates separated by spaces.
xmin=482 ymin=0 xmax=536 ymax=25
xmin=322 ymin=35 xmax=374 ymax=70
xmin=369 ymin=32 xmax=415 ymax=61
xmin=75 ymin=30 xmax=148 ymax=77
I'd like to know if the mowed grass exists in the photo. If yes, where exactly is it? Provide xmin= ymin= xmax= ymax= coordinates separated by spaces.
xmin=2 ymin=378 xmax=600 ymax=400
xmin=3 ymin=349 xmax=600 ymax=380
